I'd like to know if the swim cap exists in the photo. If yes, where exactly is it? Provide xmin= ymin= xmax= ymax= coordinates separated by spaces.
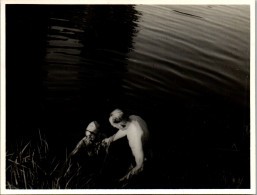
xmin=86 ymin=121 xmax=100 ymax=134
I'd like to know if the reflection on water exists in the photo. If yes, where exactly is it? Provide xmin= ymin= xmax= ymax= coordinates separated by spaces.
xmin=6 ymin=5 xmax=250 ymax=189
xmin=126 ymin=5 xmax=249 ymax=105
xmin=41 ymin=6 xmax=141 ymax=129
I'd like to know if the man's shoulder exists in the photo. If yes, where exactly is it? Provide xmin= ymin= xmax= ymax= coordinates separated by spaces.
xmin=129 ymin=115 xmax=146 ymax=124
xmin=129 ymin=115 xmax=141 ymax=120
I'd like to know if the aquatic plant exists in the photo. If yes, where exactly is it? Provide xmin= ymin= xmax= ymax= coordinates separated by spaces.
xmin=6 ymin=130 xmax=61 ymax=189
xmin=6 ymin=130 xmax=103 ymax=189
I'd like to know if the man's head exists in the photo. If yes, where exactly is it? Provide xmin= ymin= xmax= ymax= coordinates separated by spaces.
xmin=85 ymin=121 xmax=100 ymax=142
xmin=109 ymin=109 xmax=126 ymax=129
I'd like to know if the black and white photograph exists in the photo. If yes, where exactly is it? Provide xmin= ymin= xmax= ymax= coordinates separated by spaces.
xmin=0 ymin=0 xmax=256 ymax=194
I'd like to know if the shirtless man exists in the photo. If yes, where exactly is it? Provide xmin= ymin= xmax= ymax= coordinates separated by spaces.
xmin=103 ymin=109 xmax=149 ymax=181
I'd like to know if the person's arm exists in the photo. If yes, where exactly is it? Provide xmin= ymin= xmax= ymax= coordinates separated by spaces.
xmin=103 ymin=129 xmax=127 ymax=145
xmin=112 ymin=129 xmax=127 ymax=141
xmin=133 ymin=146 xmax=144 ymax=171
xmin=69 ymin=137 xmax=87 ymax=157
xmin=119 ymin=151 xmax=144 ymax=182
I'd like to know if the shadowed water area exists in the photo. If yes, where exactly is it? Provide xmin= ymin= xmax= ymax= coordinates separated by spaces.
xmin=6 ymin=5 xmax=250 ymax=189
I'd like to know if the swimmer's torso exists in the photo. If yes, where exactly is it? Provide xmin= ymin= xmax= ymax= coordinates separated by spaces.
xmin=125 ymin=115 xmax=149 ymax=160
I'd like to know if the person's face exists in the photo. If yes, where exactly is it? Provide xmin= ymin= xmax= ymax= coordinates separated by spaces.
xmin=85 ymin=130 xmax=97 ymax=142
xmin=85 ymin=122 xmax=98 ymax=142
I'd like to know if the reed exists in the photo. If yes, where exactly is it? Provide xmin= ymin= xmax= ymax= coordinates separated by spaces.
xmin=6 ymin=130 xmax=63 ymax=189
xmin=6 ymin=130 xmax=100 ymax=189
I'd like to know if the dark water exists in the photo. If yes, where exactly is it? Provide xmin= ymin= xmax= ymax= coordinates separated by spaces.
xmin=6 ymin=5 xmax=250 ymax=189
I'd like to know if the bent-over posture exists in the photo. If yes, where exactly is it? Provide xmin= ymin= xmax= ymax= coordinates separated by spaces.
xmin=103 ymin=109 xmax=150 ymax=181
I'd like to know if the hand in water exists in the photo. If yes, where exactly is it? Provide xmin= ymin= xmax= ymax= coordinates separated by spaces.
xmin=102 ymin=137 xmax=111 ymax=145
xmin=119 ymin=165 xmax=144 ymax=182
xmin=101 ymin=137 xmax=113 ymax=153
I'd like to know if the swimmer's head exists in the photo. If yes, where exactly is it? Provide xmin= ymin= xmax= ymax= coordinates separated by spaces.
xmin=109 ymin=109 xmax=127 ymax=129
xmin=85 ymin=121 xmax=100 ymax=141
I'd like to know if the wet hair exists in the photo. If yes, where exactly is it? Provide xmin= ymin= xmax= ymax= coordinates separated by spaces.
xmin=111 ymin=109 xmax=130 ymax=125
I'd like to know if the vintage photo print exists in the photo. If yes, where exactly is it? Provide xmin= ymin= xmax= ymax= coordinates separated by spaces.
xmin=0 ymin=0 xmax=256 ymax=194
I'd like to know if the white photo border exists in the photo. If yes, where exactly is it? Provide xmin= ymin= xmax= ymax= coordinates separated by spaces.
xmin=0 ymin=0 xmax=256 ymax=194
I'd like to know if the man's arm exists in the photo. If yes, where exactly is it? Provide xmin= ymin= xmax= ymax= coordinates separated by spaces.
xmin=119 ymin=134 xmax=145 ymax=181
xmin=112 ymin=129 xmax=127 ymax=141
xmin=69 ymin=137 xmax=87 ymax=156
xmin=103 ymin=129 xmax=127 ymax=145
xmin=119 ymin=148 xmax=144 ymax=182
xmin=133 ymin=146 xmax=144 ymax=171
